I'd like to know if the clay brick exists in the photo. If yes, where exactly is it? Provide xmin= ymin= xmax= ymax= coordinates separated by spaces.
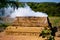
xmin=12 ymin=17 xmax=49 ymax=27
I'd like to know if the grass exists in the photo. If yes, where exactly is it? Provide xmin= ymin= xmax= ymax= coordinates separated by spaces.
xmin=49 ymin=17 xmax=60 ymax=27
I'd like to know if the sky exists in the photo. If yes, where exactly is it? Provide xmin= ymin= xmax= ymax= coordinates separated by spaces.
xmin=17 ymin=0 xmax=60 ymax=2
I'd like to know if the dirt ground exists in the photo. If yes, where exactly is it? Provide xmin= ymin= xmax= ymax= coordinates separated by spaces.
xmin=0 ymin=32 xmax=60 ymax=40
xmin=0 ymin=32 xmax=45 ymax=40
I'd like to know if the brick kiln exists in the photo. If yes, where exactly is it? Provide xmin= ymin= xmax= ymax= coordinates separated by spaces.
xmin=5 ymin=17 xmax=50 ymax=36
xmin=12 ymin=17 xmax=49 ymax=27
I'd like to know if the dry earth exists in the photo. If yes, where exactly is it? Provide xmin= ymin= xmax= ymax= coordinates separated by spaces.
xmin=0 ymin=28 xmax=60 ymax=40
xmin=0 ymin=32 xmax=45 ymax=40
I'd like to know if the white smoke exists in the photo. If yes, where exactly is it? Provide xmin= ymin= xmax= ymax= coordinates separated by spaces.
xmin=0 ymin=6 xmax=14 ymax=17
xmin=10 ymin=4 xmax=48 ymax=18
xmin=0 ymin=4 xmax=48 ymax=23
xmin=0 ymin=4 xmax=48 ymax=18
xmin=4 ymin=6 xmax=14 ymax=17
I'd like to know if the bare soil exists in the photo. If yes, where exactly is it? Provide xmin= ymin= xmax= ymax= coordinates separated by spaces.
xmin=0 ymin=31 xmax=60 ymax=40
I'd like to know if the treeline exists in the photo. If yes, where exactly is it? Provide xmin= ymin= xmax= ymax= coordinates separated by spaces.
xmin=0 ymin=0 xmax=60 ymax=16
xmin=26 ymin=2 xmax=60 ymax=17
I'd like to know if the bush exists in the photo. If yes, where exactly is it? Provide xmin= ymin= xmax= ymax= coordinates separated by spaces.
xmin=0 ymin=23 xmax=9 ymax=27
xmin=40 ymin=27 xmax=55 ymax=40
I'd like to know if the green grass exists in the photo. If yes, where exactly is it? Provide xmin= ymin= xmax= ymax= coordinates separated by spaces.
xmin=49 ymin=17 xmax=60 ymax=27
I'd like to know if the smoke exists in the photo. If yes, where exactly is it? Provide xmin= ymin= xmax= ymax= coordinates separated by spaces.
xmin=4 ymin=6 xmax=14 ymax=17
xmin=0 ymin=4 xmax=48 ymax=18
xmin=0 ymin=3 xmax=48 ymax=23
xmin=10 ymin=4 xmax=48 ymax=18
xmin=0 ymin=6 xmax=14 ymax=23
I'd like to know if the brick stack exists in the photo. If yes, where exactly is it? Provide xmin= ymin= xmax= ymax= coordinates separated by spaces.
xmin=12 ymin=17 xmax=49 ymax=27
xmin=5 ymin=17 xmax=49 ymax=36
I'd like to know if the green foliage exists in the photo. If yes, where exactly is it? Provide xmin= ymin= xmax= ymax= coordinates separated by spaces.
xmin=41 ymin=28 xmax=51 ymax=38
xmin=18 ymin=3 xmax=25 ymax=7
xmin=48 ymin=35 xmax=55 ymax=40
xmin=41 ymin=27 xmax=55 ymax=40
xmin=0 ymin=0 xmax=20 ymax=8
xmin=27 ymin=2 xmax=60 ymax=17
xmin=0 ymin=0 xmax=9 ymax=8
xmin=0 ymin=23 xmax=9 ymax=27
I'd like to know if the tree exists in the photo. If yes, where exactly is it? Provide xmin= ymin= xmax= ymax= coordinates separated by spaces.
xmin=27 ymin=2 xmax=60 ymax=16
xmin=0 ymin=0 xmax=19 ymax=8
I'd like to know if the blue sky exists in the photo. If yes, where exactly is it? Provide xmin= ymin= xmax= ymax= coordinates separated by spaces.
xmin=18 ymin=0 xmax=60 ymax=2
